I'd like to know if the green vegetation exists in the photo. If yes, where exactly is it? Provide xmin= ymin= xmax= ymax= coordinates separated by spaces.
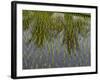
xmin=23 ymin=10 xmax=90 ymax=55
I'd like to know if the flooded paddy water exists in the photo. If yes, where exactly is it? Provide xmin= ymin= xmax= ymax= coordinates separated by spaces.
xmin=22 ymin=11 xmax=91 ymax=69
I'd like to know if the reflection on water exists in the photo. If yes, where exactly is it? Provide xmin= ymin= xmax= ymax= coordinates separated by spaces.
xmin=23 ymin=26 xmax=90 ymax=69
xmin=23 ymin=13 xmax=91 ymax=69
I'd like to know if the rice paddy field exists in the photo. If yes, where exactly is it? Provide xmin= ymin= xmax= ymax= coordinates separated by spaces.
xmin=22 ymin=10 xmax=91 ymax=69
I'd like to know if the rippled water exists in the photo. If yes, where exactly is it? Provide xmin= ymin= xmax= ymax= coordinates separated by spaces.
xmin=23 ymin=25 xmax=90 ymax=69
